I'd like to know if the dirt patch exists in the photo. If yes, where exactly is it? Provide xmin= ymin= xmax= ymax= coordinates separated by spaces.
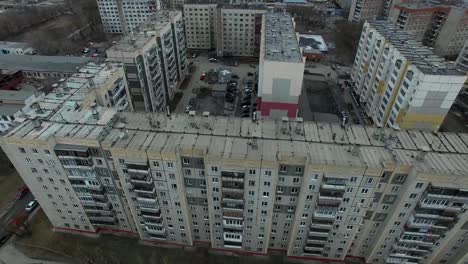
xmin=303 ymin=79 xmax=339 ymax=115
xmin=17 ymin=210 xmax=315 ymax=264
xmin=0 ymin=169 xmax=23 ymax=209
xmin=169 ymin=92 xmax=183 ymax=112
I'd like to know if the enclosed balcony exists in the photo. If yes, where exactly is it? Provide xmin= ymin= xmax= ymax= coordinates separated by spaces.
xmin=223 ymin=219 xmax=243 ymax=229
xmin=311 ymin=219 xmax=333 ymax=229
xmin=223 ymin=209 xmax=243 ymax=219
xmin=223 ymin=232 xmax=242 ymax=243
xmin=321 ymin=178 xmax=346 ymax=192
xmin=138 ymin=201 xmax=160 ymax=212
xmin=130 ymin=174 xmax=153 ymax=185
xmin=224 ymin=241 xmax=242 ymax=249
xmin=89 ymin=215 xmax=116 ymax=223
xmin=317 ymin=192 xmax=343 ymax=206
xmin=133 ymin=185 xmax=156 ymax=195
xmin=141 ymin=209 xmax=162 ymax=220
xmin=313 ymin=207 xmax=337 ymax=220
xmin=145 ymin=226 xmax=165 ymax=236
xmin=306 ymin=236 xmax=327 ymax=244
xmin=222 ymin=181 xmax=244 ymax=190
xmin=222 ymin=201 xmax=244 ymax=211
xmin=126 ymin=162 xmax=150 ymax=175
xmin=309 ymin=228 xmax=330 ymax=237
xmin=136 ymin=196 xmax=158 ymax=204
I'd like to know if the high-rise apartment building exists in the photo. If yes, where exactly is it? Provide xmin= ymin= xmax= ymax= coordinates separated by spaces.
xmin=3 ymin=102 xmax=468 ymax=263
xmin=348 ymin=0 xmax=419 ymax=22
xmin=97 ymin=0 xmax=161 ymax=34
xmin=106 ymin=11 xmax=187 ymax=112
xmin=351 ymin=20 xmax=466 ymax=131
xmin=183 ymin=4 xmax=265 ymax=57
xmin=388 ymin=2 xmax=468 ymax=57
xmin=257 ymin=12 xmax=305 ymax=118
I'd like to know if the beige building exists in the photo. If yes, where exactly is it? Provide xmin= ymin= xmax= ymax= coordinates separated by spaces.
xmin=388 ymin=2 xmax=468 ymax=57
xmin=97 ymin=0 xmax=161 ymax=34
xmin=351 ymin=20 xmax=466 ymax=131
xmin=107 ymin=11 xmax=187 ymax=112
xmin=257 ymin=12 xmax=305 ymax=118
xmin=183 ymin=4 xmax=265 ymax=57
xmin=3 ymin=103 xmax=468 ymax=263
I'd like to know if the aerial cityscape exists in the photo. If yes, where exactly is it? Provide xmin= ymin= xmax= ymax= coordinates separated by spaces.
xmin=0 ymin=0 xmax=467 ymax=263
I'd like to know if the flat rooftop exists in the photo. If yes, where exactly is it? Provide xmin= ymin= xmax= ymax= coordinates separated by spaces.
xmin=264 ymin=12 xmax=302 ymax=63
xmin=0 ymin=54 xmax=96 ymax=73
xmin=368 ymin=20 xmax=464 ymax=76
xmin=6 ymin=109 xmax=468 ymax=176
xmin=0 ymin=89 xmax=35 ymax=101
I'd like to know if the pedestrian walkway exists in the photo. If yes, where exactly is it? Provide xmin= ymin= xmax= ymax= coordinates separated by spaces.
xmin=0 ymin=242 xmax=66 ymax=264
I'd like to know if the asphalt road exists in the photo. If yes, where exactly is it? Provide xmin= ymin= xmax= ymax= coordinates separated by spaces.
xmin=0 ymin=192 xmax=35 ymax=236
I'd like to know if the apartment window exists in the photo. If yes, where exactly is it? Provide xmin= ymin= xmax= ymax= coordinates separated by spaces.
xmin=171 ymin=184 xmax=177 ymax=190
xmin=391 ymin=186 xmax=399 ymax=192
xmin=293 ymin=178 xmax=300 ymax=183
xmin=291 ymin=188 xmax=298 ymax=194
xmin=212 ymin=177 xmax=218 ymax=183
xmin=264 ymin=181 xmax=270 ymax=187
xmin=31 ymin=168 xmax=37 ymax=173
xmin=32 ymin=148 xmax=38 ymax=154
xmin=415 ymin=183 xmax=423 ymax=189
xmin=295 ymin=167 xmax=302 ymax=173
xmin=280 ymin=165 xmax=287 ymax=172
xmin=249 ymin=169 xmax=256 ymax=175
xmin=26 ymin=158 xmax=32 ymax=163
xmin=211 ymin=166 xmax=218 ymax=172
xmin=19 ymin=147 xmax=26 ymax=153
xmin=167 ymin=162 xmax=174 ymax=168
xmin=404 ymin=203 xmax=411 ymax=208
xmin=262 ymin=192 xmax=269 ymax=197
xmin=306 ymin=195 xmax=313 ymax=201
xmin=409 ymin=193 xmax=417 ymax=199
xmin=278 ymin=177 xmax=285 ymax=182
xmin=361 ymin=188 xmax=369 ymax=194
xmin=350 ymin=177 xmax=357 ymax=183
xmin=153 ymin=161 xmax=160 ymax=167
xmin=265 ymin=170 xmax=272 ymax=176
xmin=182 ymin=158 xmax=190 ymax=164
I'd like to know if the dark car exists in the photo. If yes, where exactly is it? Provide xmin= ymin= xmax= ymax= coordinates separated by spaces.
xmin=247 ymin=72 xmax=254 ymax=76
xmin=232 ymin=75 xmax=239 ymax=79
xmin=0 ymin=233 xmax=12 ymax=247
xmin=242 ymin=113 xmax=250 ymax=117
xmin=15 ymin=185 xmax=29 ymax=200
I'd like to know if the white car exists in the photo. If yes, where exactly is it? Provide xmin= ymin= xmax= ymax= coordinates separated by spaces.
xmin=25 ymin=200 xmax=38 ymax=212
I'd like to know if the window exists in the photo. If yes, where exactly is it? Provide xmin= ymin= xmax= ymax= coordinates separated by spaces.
xmin=280 ymin=165 xmax=287 ymax=172
xmin=263 ymin=181 xmax=270 ymax=187
xmin=19 ymin=147 xmax=26 ymax=153
xmin=262 ymin=192 xmax=269 ymax=197
xmin=350 ymin=177 xmax=357 ymax=183
xmin=295 ymin=167 xmax=302 ymax=173
xmin=32 ymin=148 xmax=38 ymax=154
xmin=211 ymin=166 xmax=218 ymax=172
xmin=265 ymin=170 xmax=272 ymax=176
xmin=182 ymin=158 xmax=190 ymax=164
xmin=31 ymin=168 xmax=37 ymax=173
xmin=409 ymin=193 xmax=417 ymax=199
xmin=415 ymin=183 xmax=423 ymax=189
xmin=167 ymin=162 xmax=174 ymax=168
xmin=293 ymin=177 xmax=300 ymax=183
xmin=278 ymin=176 xmax=285 ymax=182
xmin=361 ymin=188 xmax=369 ymax=194
xmin=249 ymin=169 xmax=256 ymax=175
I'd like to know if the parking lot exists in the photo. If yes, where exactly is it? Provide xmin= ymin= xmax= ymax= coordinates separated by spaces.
xmin=175 ymin=54 xmax=257 ymax=118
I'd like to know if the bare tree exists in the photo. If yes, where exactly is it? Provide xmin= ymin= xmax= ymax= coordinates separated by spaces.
xmin=333 ymin=20 xmax=364 ymax=65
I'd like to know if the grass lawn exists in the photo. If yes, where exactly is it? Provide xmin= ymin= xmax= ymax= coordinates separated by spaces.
xmin=0 ymin=168 xmax=23 ymax=209
xmin=18 ymin=210 xmax=299 ymax=264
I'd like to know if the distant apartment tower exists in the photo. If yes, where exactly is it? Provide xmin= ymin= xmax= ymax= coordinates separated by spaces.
xmin=388 ymin=2 xmax=468 ymax=57
xmin=257 ymin=12 xmax=305 ymax=118
xmin=106 ymin=11 xmax=187 ymax=112
xmin=351 ymin=20 xmax=467 ymax=131
xmin=183 ymin=4 xmax=265 ymax=57
xmin=348 ymin=0 xmax=384 ymax=22
xmin=97 ymin=0 xmax=161 ymax=34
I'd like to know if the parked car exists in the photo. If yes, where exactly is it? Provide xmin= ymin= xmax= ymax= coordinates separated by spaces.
xmin=247 ymin=72 xmax=254 ymax=76
xmin=231 ymin=75 xmax=239 ymax=79
xmin=200 ymin=73 xmax=206 ymax=81
xmin=192 ymin=53 xmax=198 ymax=58
xmin=25 ymin=200 xmax=38 ymax=212
xmin=209 ymin=57 xmax=218 ymax=62
xmin=0 ymin=233 xmax=12 ymax=247
xmin=249 ymin=64 xmax=256 ymax=68
xmin=189 ymin=98 xmax=196 ymax=107
xmin=15 ymin=185 xmax=29 ymax=200
xmin=242 ymin=113 xmax=250 ymax=117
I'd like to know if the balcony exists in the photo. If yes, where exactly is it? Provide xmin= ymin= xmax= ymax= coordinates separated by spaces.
xmin=414 ymin=212 xmax=455 ymax=221
xmin=393 ymin=245 xmax=429 ymax=254
xmin=224 ymin=232 xmax=242 ymax=243
xmin=145 ymin=219 xmax=164 ymax=227
xmin=317 ymin=194 xmax=342 ymax=206
xmin=309 ymin=228 xmax=330 ymax=237
xmin=223 ymin=242 xmax=242 ymax=249
xmin=223 ymin=209 xmax=243 ymax=219
xmin=88 ymin=215 xmax=116 ymax=223
xmin=133 ymin=185 xmax=156 ymax=194
xmin=145 ymin=226 xmax=165 ymax=236
xmin=137 ymin=196 xmax=158 ymax=204
xmin=223 ymin=219 xmax=243 ymax=229
xmin=386 ymin=257 xmax=418 ymax=264
xmin=130 ymin=175 xmax=153 ymax=185
xmin=84 ymin=206 xmax=113 ymax=215
xmin=221 ymin=181 xmax=244 ymax=190
xmin=222 ymin=187 xmax=244 ymax=194
xmin=321 ymin=184 xmax=346 ymax=192
xmin=389 ymin=253 xmax=423 ymax=261
xmin=304 ymin=246 xmax=324 ymax=252
xmin=313 ymin=210 xmax=337 ymax=220
xmin=399 ymin=238 xmax=434 ymax=247
xmin=141 ymin=210 xmax=162 ymax=220
xmin=221 ymin=171 xmax=245 ymax=179
xmin=126 ymin=162 xmax=150 ymax=175
xmin=306 ymin=237 xmax=327 ymax=244
xmin=310 ymin=220 xmax=333 ymax=229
